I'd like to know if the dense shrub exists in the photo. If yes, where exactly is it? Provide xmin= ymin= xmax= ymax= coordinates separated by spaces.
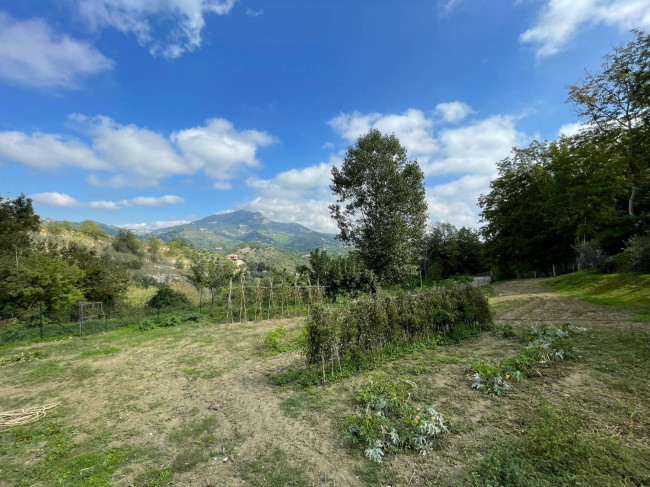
xmin=305 ymin=283 xmax=491 ymax=371
xmin=146 ymin=286 xmax=191 ymax=310
xmin=625 ymin=235 xmax=650 ymax=273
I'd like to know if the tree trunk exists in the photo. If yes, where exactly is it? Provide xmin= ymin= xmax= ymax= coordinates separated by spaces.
xmin=629 ymin=186 xmax=637 ymax=216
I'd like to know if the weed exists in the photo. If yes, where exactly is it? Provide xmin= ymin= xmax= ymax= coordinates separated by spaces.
xmin=280 ymin=392 xmax=324 ymax=418
xmin=0 ymin=349 xmax=46 ymax=365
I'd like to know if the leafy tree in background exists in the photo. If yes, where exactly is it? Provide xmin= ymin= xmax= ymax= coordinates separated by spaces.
xmin=112 ymin=229 xmax=141 ymax=254
xmin=568 ymin=30 xmax=650 ymax=217
xmin=79 ymin=220 xmax=106 ymax=240
xmin=421 ymin=223 xmax=484 ymax=280
xmin=1 ymin=252 xmax=84 ymax=318
xmin=203 ymin=258 xmax=237 ymax=315
xmin=0 ymin=194 xmax=40 ymax=267
xmin=302 ymin=248 xmax=376 ymax=300
xmin=330 ymin=129 xmax=427 ymax=285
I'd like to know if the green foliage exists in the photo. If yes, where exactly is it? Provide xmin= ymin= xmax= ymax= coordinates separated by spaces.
xmin=137 ymin=316 xmax=182 ymax=331
xmin=112 ymin=229 xmax=141 ymax=254
xmin=468 ymin=323 xmax=585 ymax=395
xmin=624 ymin=234 xmax=650 ymax=272
xmin=344 ymin=377 xmax=448 ymax=462
xmin=574 ymin=239 xmax=608 ymax=271
xmin=0 ymin=349 xmax=46 ymax=365
xmin=0 ymin=194 xmax=40 ymax=264
xmin=303 ymin=248 xmax=376 ymax=300
xmin=146 ymin=285 xmax=191 ymax=310
xmin=330 ymin=129 xmax=427 ymax=285
xmin=79 ymin=220 xmax=107 ymax=239
xmin=237 ymin=448 xmax=309 ymax=487
xmin=306 ymin=283 xmax=491 ymax=375
xmin=471 ymin=401 xmax=650 ymax=486
xmin=421 ymin=222 xmax=485 ymax=280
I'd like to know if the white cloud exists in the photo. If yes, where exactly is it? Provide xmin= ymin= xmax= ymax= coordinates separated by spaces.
xmin=521 ymin=0 xmax=650 ymax=58
xmin=78 ymin=0 xmax=237 ymax=58
xmin=435 ymin=101 xmax=473 ymax=123
xmin=1 ymin=114 xmax=275 ymax=188
xmin=30 ymin=192 xmax=79 ymax=207
xmin=213 ymin=181 xmax=233 ymax=190
xmin=328 ymin=109 xmax=438 ymax=155
xmin=0 ymin=14 xmax=113 ymax=89
xmin=171 ymin=118 xmax=276 ymax=182
xmin=119 ymin=220 xmax=190 ymax=231
xmin=0 ymin=131 xmax=104 ymax=170
xmin=426 ymin=175 xmax=493 ymax=228
xmin=238 ymin=196 xmax=338 ymax=233
xmin=425 ymin=115 xmax=530 ymax=175
xmin=72 ymin=114 xmax=194 ymax=185
xmin=438 ymin=0 xmax=466 ymax=15
xmin=89 ymin=200 xmax=121 ymax=210
xmin=558 ymin=122 xmax=586 ymax=138
xmin=88 ymin=194 xmax=184 ymax=210
xmin=119 ymin=195 xmax=185 ymax=207
xmin=328 ymin=109 xmax=529 ymax=176
xmin=246 ymin=8 xmax=264 ymax=17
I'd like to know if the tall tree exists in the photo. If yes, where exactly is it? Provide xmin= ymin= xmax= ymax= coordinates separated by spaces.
xmin=0 ymin=194 xmax=40 ymax=266
xmin=203 ymin=258 xmax=237 ymax=315
xmin=330 ymin=129 xmax=427 ymax=285
xmin=568 ymin=30 xmax=650 ymax=216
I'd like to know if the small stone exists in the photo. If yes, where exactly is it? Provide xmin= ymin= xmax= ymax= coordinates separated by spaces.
xmin=223 ymin=457 xmax=229 ymax=462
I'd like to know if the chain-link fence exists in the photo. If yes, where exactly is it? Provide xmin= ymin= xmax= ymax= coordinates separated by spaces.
xmin=0 ymin=282 xmax=327 ymax=344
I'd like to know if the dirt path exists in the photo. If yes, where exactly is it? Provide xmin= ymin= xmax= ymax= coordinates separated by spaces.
xmin=491 ymin=279 xmax=636 ymax=330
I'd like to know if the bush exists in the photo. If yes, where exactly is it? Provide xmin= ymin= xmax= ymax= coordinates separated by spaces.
xmin=146 ymin=286 xmax=191 ymax=310
xmin=625 ymin=235 xmax=650 ymax=273
xmin=574 ymin=240 xmax=607 ymax=271
xmin=306 ymin=283 xmax=491 ymax=372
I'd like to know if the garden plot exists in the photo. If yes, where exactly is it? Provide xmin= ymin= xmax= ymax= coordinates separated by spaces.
xmin=1 ymin=279 xmax=649 ymax=486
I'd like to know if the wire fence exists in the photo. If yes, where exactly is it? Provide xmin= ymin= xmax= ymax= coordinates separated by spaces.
xmin=0 ymin=282 xmax=328 ymax=344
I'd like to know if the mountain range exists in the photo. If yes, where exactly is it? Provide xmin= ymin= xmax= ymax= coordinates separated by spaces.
xmin=76 ymin=210 xmax=346 ymax=254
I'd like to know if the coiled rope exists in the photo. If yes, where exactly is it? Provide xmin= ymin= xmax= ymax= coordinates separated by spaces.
xmin=0 ymin=402 xmax=61 ymax=429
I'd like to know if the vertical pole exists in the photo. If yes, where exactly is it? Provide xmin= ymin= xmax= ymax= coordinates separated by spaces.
xmin=104 ymin=302 xmax=107 ymax=333
xmin=79 ymin=301 xmax=83 ymax=336
xmin=199 ymin=287 xmax=202 ymax=314
xmin=553 ymin=264 xmax=556 ymax=277
xmin=157 ymin=302 xmax=160 ymax=321
xmin=39 ymin=306 xmax=43 ymax=340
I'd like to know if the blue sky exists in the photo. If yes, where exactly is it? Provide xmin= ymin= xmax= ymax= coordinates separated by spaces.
xmin=0 ymin=0 xmax=648 ymax=233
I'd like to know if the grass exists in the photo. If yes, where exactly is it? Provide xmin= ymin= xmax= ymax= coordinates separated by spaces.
xmin=471 ymin=400 xmax=650 ymax=486
xmin=237 ymin=448 xmax=309 ymax=487
xmin=548 ymin=270 xmax=650 ymax=321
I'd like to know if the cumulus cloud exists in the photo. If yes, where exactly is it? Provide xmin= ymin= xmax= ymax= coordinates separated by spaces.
xmin=435 ymin=101 xmax=473 ymax=123
xmin=235 ymin=106 xmax=530 ymax=231
xmin=328 ymin=108 xmax=529 ymax=176
xmin=0 ymin=114 xmax=276 ymax=188
xmin=30 ymin=192 xmax=79 ymax=207
xmin=78 ymin=0 xmax=237 ymax=58
xmin=119 ymin=220 xmax=191 ymax=231
xmin=426 ymin=175 xmax=493 ymax=228
xmin=171 ymin=118 xmax=276 ymax=182
xmin=88 ymin=194 xmax=184 ymax=210
xmin=236 ymin=159 xmax=340 ymax=233
xmin=245 ymin=8 xmax=263 ymax=17
xmin=89 ymin=200 xmax=121 ymax=210
xmin=0 ymin=14 xmax=113 ymax=89
xmin=558 ymin=122 xmax=586 ymax=138
xmin=0 ymin=131 xmax=104 ymax=170
xmin=521 ymin=0 xmax=650 ymax=58
xmin=425 ymin=115 xmax=530 ymax=175
xmin=328 ymin=109 xmax=438 ymax=155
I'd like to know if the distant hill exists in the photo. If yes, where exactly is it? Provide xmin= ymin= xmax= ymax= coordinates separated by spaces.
xmin=151 ymin=210 xmax=346 ymax=254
